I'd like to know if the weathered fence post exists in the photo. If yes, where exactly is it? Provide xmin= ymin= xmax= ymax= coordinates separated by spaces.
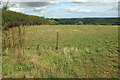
xmin=8 ymin=29 xmax=11 ymax=49
xmin=23 ymin=26 xmax=25 ymax=39
xmin=56 ymin=32 xmax=59 ymax=50
xmin=5 ymin=31 xmax=8 ymax=49
xmin=12 ymin=27 xmax=15 ymax=48
xmin=3 ymin=37 xmax=6 ymax=49
xmin=18 ymin=26 xmax=21 ymax=64
xmin=37 ymin=44 xmax=39 ymax=50
xmin=23 ymin=26 xmax=25 ymax=55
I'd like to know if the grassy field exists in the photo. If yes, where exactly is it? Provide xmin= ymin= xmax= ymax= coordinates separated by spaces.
xmin=2 ymin=25 xmax=119 ymax=78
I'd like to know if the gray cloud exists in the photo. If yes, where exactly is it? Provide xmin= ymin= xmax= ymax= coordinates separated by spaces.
xmin=7 ymin=2 xmax=56 ymax=14
xmin=19 ymin=2 xmax=50 ymax=7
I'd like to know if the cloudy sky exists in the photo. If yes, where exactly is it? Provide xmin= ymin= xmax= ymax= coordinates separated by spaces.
xmin=0 ymin=0 xmax=119 ymax=18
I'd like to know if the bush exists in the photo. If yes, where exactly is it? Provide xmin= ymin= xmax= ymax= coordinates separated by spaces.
xmin=48 ymin=20 xmax=59 ymax=25
xmin=75 ymin=21 xmax=84 ymax=25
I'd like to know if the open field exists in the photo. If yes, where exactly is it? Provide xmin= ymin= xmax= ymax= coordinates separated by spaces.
xmin=2 ymin=25 xmax=119 ymax=78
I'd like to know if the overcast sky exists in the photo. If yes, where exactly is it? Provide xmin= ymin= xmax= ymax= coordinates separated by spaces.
xmin=1 ymin=0 xmax=119 ymax=18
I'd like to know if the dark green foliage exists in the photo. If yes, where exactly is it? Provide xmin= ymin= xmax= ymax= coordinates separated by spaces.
xmin=75 ymin=21 xmax=84 ymax=25
xmin=54 ymin=19 xmax=76 ymax=25
xmin=53 ymin=18 xmax=118 ymax=25
xmin=2 ymin=10 xmax=59 ymax=29
xmin=81 ymin=18 xmax=118 ymax=25
xmin=48 ymin=20 xmax=59 ymax=25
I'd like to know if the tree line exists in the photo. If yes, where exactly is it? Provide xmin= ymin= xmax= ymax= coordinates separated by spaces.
xmin=53 ymin=18 xmax=119 ymax=25
xmin=2 ymin=10 xmax=59 ymax=30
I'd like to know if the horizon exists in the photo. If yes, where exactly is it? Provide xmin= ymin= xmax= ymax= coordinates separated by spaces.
xmin=47 ymin=17 xmax=119 ymax=19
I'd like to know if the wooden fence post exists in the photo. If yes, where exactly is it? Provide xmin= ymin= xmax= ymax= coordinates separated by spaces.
xmin=23 ymin=26 xmax=25 ymax=55
xmin=12 ymin=27 xmax=15 ymax=48
xmin=5 ymin=30 xmax=9 ymax=49
xmin=8 ymin=29 xmax=11 ymax=49
xmin=18 ymin=26 xmax=21 ymax=64
xmin=56 ymin=32 xmax=59 ymax=50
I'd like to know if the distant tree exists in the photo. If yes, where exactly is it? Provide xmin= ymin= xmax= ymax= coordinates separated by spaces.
xmin=2 ymin=10 xmax=59 ymax=29
xmin=75 ymin=21 xmax=84 ymax=25
xmin=49 ymin=20 xmax=59 ymax=25
xmin=2 ymin=0 xmax=15 ymax=11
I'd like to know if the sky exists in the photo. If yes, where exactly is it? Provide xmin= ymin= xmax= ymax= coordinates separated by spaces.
xmin=0 ymin=0 xmax=119 ymax=18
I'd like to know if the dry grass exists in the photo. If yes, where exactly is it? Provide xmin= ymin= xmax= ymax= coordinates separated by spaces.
xmin=2 ymin=25 xmax=118 ymax=78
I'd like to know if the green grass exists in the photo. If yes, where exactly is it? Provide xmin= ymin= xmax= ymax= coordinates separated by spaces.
xmin=2 ymin=25 xmax=118 ymax=78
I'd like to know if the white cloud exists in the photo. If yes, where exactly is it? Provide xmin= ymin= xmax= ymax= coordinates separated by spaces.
xmin=2 ymin=0 xmax=119 ymax=3
xmin=9 ymin=8 xmax=24 ymax=12
xmin=34 ymin=7 xmax=46 ymax=10
xmin=68 ymin=0 xmax=88 ymax=2
xmin=2 ymin=0 xmax=62 ymax=2
xmin=49 ymin=1 xmax=59 ymax=4
xmin=15 ymin=3 xmax=20 ymax=7
xmin=78 ymin=9 xmax=91 ymax=12
xmin=69 ymin=8 xmax=93 ymax=12
xmin=68 ymin=0 xmax=119 ymax=3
